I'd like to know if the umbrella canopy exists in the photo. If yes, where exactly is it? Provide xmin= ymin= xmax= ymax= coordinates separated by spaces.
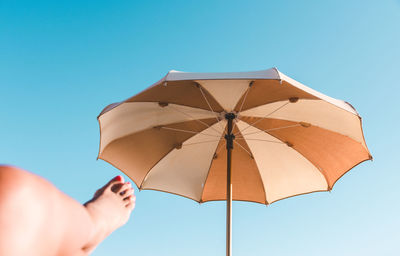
xmin=98 ymin=67 xmax=371 ymax=205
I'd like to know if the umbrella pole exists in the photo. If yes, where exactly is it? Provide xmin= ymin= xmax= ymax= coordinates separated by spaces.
xmin=225 ymin=113 xmax=236 ymax=256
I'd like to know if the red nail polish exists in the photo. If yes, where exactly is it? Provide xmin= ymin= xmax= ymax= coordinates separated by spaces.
xmin=115 ymin=175 xmax=123 ymax=181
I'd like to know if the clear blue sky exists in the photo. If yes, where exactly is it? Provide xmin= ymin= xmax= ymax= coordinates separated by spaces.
xmin=1 ymin=0 xmax=399 ymax=255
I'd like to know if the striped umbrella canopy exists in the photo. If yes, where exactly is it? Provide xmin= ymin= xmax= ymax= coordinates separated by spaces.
xmin=97 ymin=68 xmax=371 ymax=256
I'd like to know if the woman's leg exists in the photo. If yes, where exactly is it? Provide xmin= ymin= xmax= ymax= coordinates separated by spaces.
xmin=0 ymin=165 xmax=135 ymax=256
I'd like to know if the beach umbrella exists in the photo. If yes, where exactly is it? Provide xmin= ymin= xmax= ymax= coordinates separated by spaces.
xmin=97 ymin=68 xmax=371 ymax=256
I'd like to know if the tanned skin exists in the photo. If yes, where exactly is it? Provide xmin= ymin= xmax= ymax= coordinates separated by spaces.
xmin=0 ymin=165 xmax=135 ymax=256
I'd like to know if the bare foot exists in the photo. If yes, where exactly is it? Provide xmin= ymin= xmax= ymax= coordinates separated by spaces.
xmin=82 ymin=176 xmax=135 ymax=254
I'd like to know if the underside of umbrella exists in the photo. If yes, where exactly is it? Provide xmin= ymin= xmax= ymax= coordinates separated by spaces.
xmin=98 ymin=68 xmax=372 ymax=256
xmin=98 ymin=68 xmax=371 ymax=205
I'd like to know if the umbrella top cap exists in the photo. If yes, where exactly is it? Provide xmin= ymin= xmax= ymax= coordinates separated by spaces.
xmin=165 ymin=68 xmax=280 ymax=81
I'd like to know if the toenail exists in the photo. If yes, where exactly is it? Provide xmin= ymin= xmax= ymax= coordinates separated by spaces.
xmin=115 ymin=175 xmax=123 ymax=181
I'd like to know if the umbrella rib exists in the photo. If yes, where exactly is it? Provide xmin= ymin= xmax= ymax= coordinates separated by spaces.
xmin=199 ymin=136 xmax=226 ymax=203
xmin=215 ymin=140 xmax=226 ymax=155
xmin=232 ymin=85 xmax=252 ymax=135
xmin=240 ymin=124 xmax=301 ymax=136
xmin=234 ymin=101 xmax=290 ymax=136
xmin=237 ymin=85 xmax=251 ymax=113
xmin=159 ymin=126 xmax=221 ymax=137
xmin=168 ymin=105 xmax=223 ymax=134
xmin=233 ymin=141 xmax=253 ymax=158
xmin=183 ymin=138 xmax=223 ymax=147
xmin=197 ymin=84 xmax=226 ymax=131
xmin=234 ymin=129 xmax=270 ymax=205
xmin=236 ymin=138 xmax=285 ymax=144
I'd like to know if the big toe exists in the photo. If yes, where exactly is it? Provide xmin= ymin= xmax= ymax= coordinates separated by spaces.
xmin=93 ymin=176 xmax=125 ymax=198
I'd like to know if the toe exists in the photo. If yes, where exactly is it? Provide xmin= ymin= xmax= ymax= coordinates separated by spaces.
xmin=125 ymin=195 xmax=136 ymax=210
xmin=122 ymin=188 xmax=134 ymax=199
xmin=109 ymin=176 xmax=124 ymax=188
xmin=105 ymin=180 xmax=125 ymax=193
xmin=117 ymin=182 xmax=132 ymax=195
xmin=105 ymin=176 xmax=124 ymax=189
xmin=88 ymin=176 xmax=125 ymax=202
xmin=96 ymin=175 xmax=124 ymax=195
